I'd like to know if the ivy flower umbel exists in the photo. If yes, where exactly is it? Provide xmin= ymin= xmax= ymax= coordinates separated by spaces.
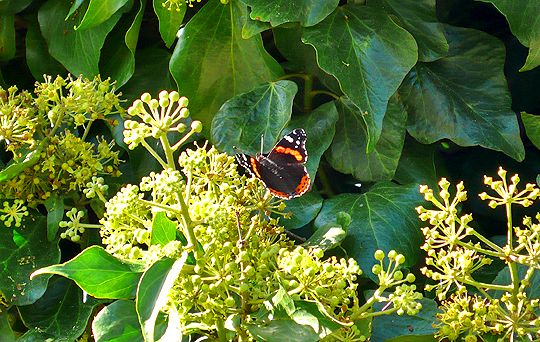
xmin=0 ymin=86 xmax=40 ymax=151
xmin=479 ymin=167 xmax=539 ymax=209
xmin=0 ymin=200 xmax=29 ymax=227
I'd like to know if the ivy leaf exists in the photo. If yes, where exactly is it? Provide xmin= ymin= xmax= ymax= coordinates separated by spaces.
xmin=302 ymin=4 xmax=417 ymax=151
xmin=281 ymin=192 xmax=323 ymax=231
xmin=394 ymin=138 xmax=439 ymax=191
xmin=0 ymin=308 xmax=15 ymax=341
xmin=31 ymin=245 xmax=145 ymax=299
xmin=76 ymin=0 xmax=131 ymax=30
xmin=242 ymin=15 xmax=271 ymax=39
xmin=150 ymin=212 xmax=177 ymax=247
xmin=522 ymin=112 xmax=540 ymax=150
xmin=38 ymin=0 xmax=123 ymax=78
xmin=0 ymin=207 xmax=59 ymax=306
xmin=211 ymin=80 xmax=297 ymax=156
xmin=100 ymin=0 xmax=144 ymax=88
xmin=18 ymin=276 xmax=106 ymax=342
xmin=240 ymin=0 xmax=339 ymax=27
xmin=400 ymin=25 xmax=525 ymax=162
xmin=93 ymin=300 xmax=168 ymax=342
xmin=371 ymin=294 xmax=438 ymax=342
xmin=314 ymin=182 xmax=424 ymax=282
xmin=25 ymin=14 xmax=67 ymax=79
xmin=0 ymin=14 xmax=15 ymax=61
xmin=137 ymin=255 xmax=186 ymax=342
xmin=367 ymin=0 xmax=448 ymax=62
xmin=327 ymin=94 xmax=407 ymax=182
xmin=45 ymin=194 xmax=64 ymax=242
xmin=169 ymin=0 xmax=283 ymax=137
xmin=153 ymin=0 xmax=186 ymax=48
xmin=478 ymin=0 xmax=540 ymax=71
xmin=303 ymin=221 xmax=347 ymax=251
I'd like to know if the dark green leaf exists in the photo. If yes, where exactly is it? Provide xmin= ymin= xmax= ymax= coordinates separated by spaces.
xmin=273 ymin=26 xmax=341 ymax=94
xmin=394 ymin=138 xmax=439 ymax=191
xmin=367 ymin=0 xmax=448 ymax=62
xmin=153 ymin=0 xmax=186 ymax=48
xmin=31 ymin=246 xmax=144 ymax=299
xmin=314 ymin=183 xmax=424 ymax=282
xmin=246 ymin=288 xmax=339 ymax=341
xmin=38 ymin=0 xmax=123 ymax=78
xmin=100 ymin=0 xmax=144 ymax=87
xmin=281 ymin=192 xmax=323 ymax=231
xmin=76 ymin=0 xmax=130 ymax=30
xmin=211 ymin=80 xmax=298 ymax=156
xmin=303 ymin=221 xmax=346 ymax=251
xmin=93 ymin=299 xmax=168 ymax=342
xmin=0 ymin=311 xmax=15 ymax=342
xmin=400 ymin=25 xmax=525 ymax=161
xmin=289 ymin=101 xmax=339 ymax=179
xmin=0 ymin=14 xmax=15 ymax=61
xmin=302 ymin=5 xmax=417 ymax=151
xmin=137 ymin=255 xmax=186 ymax=342
xmin=169 ymin=0 xmax=283 ymax=137
xmin=0 ymin=207 xmax=59 ymax=306
xmin=371 ymin=295 xmax=438 ymax=342
xmin=522 ymin=112 xmax=540 ymax=150
xmin=25 ymin=14 xmax=67 ymax=80
xmin=45 ymin=194 xmax=64 ymax=242
xmin=327 ymin=94 xmax=407 ymax=182
xmin=150 ymin=212 xmax=177 ymax=247
xmin=242 ymin=15 xmax=271 ymax=39
xmin=66 ymin=0 xmax=85 ymax=19
xmin=478 ymin=0 xmax=540 ymax=71
xmin=18 ymin=276 xmax=105 ymax=342
xmin=241 ymin=0 xmax=339 ymax=27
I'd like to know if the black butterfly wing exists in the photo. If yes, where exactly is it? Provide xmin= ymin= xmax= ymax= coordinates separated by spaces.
xmin=267 ymin=129 xmax=308 ymax=164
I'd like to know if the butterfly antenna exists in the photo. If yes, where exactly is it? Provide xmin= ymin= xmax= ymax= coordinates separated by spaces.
xmin=260 ymin=134 xmax=264 ymax=155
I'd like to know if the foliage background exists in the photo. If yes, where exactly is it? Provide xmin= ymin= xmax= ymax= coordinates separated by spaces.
xmin=1 ymin=0 xmax=540 ymax=341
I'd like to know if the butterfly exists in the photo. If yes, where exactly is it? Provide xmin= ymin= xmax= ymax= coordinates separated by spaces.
xmin=235 ymin=129 xmax=310 ymax=199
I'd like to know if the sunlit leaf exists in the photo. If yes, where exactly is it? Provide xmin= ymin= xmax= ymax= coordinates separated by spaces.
xmin=241 ymin=0 xmax=339 ymax=27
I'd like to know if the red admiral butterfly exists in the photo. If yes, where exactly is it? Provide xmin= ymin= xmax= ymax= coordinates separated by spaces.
xmin=236 ymin=129 xmax=311 ymax=199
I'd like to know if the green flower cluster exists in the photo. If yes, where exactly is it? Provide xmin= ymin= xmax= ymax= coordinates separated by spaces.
xmin=0 ymin=75 xmax=123 ymax=207
xmin=83 ymin=91 xmax=424 ymax=341
xmin=417 ymin=168 xmax=540 ymax=341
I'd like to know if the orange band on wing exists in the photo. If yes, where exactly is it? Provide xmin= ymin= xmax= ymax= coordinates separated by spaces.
xmin=295 ymin=174 xmax=310 ymax=195
xmin=274 ymin=146 xmax=304 ymax=161
xmin=250 ymin=157 xmax=262 ymax=178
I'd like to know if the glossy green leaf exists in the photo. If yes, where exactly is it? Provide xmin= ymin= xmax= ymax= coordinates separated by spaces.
xmin=18 ymin=276 xmax=105 ymax=342
xmin=66 ymin=0 xmax=85 ymax=18
xmin=150 ymin=212 xmax=177 ymax=247
xmin=25 ymin=14 xmax=67 ymax=80
xmin=522 ymin=112 xmax=540 ymax=150
xmin=241 ymin=0 xmax=339 ymax=27
xmin=0 ymin=14 xmax=15 ymax=61
xmin=100 ymin=0 xmax=144 ymax=87
xmin=303 ymin=221 xmax=346 ymax=251
xmin=31 ymin=246 xmax=145 ymax=299
xmin=153 ymin=0 xmax=186 ymax=48
xmin=281 ymin=192 xmax=323 ymax=231
xmin=371 ymin=295 xmax=438 ymax=342
xmin=137 ymin=255 xmax=186 ymax=342
xmin=327 ymin=94 xmax=407 ymax=182
xmin=0 ymin=207 xmax=58 ymax=306
xmin=478 ymin=0 xmax=540 ymax=71
xmin=45 ymin=194 xmax=64 ymax=242
xmin=0 ymin=311 xmax=15 ymax=342
xmin=76 ymin=0 xmax=130 ymax=30
xmin=38 ymin=0 xmax=123 ymax=78
xmin=93 ymin=299 xmax=168 ymax=342
xmin=169 ymin=0 xmax=283 ymax=137
xmin=0 ymin=145 xmax=41 ymax=183
xmin=302 ymin=5 xmax=417 ymax=151
xmin=273 ymin=26 xmax=341 ymax=94
xmin=400 ymin=25 xmax=525 ymax=161
xmin=246 ymin=288 xmax=339 ymax=341
xmin=314 ymin=182 xmax=424 ymax=281
xmin=288 ymin=101 xmax=339 ymax=179
xmin=211 ymin=80 xmax=298 ymax=156
xmin=394 ymin=138 xmax=439 ymax=191
xmin=242 ymin=15 xmax=271 ymax=39
xmin=367 ymin=0 xmax=448 ymax=62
